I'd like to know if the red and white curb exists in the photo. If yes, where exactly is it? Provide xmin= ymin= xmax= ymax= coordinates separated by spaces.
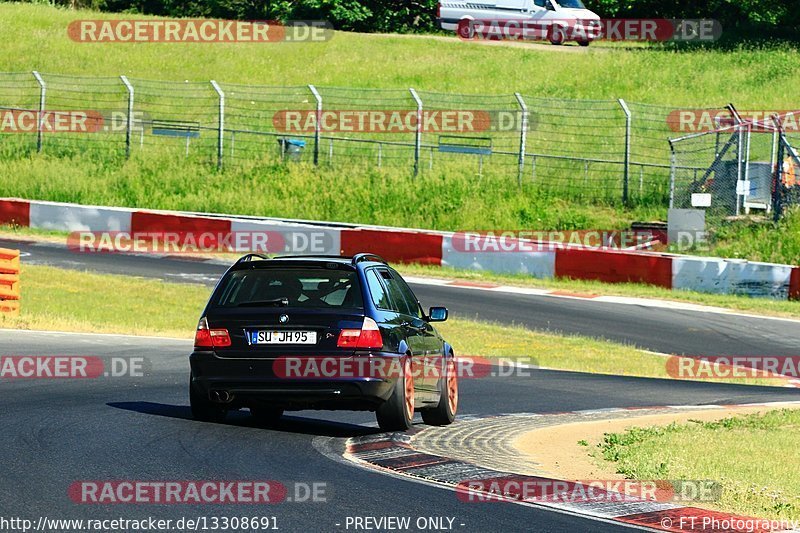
xmin=1 ymin=197 xmax=798 ymax=300
xmin=344 ymin=403 xmax=800 ymax=532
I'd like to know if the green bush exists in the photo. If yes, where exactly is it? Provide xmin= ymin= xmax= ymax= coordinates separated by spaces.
xmin=22 ymin=0 xmax=800 ymax=35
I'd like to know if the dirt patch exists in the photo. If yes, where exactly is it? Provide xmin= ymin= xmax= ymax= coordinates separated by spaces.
xmin=513 ymin=405 xmax=800 ymax=481
xmin=349 ymin=31 xmax=606 ymax=53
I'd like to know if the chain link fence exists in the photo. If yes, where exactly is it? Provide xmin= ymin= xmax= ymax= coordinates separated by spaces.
xmin=668 ymin=110 xmax=800 ymax=226
xmin=0 ymin=71 xmax=737 ymax=206
xmin=773 ymin=111 xmax=800 ymax=219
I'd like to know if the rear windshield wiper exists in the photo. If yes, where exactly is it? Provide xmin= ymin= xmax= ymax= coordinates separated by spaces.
xmin=237 ymin=298 xmax=289 ymax=307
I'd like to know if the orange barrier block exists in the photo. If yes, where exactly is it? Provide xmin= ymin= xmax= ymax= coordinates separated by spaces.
xmin=0 ymin=274 xmax=19 ymax=300
xmin=0 ymin=248 xmax=20 ymax=315
xmin=0 ymin=248 xmax=20 ymax=275
xmin=0 ymin=300 xmax=19 ymax=316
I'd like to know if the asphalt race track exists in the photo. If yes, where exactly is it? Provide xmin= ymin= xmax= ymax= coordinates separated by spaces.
xmin=9 ymin=238 xmax=800 ymax=356
xmin=2 ymin=239 xmax=800 ymax=532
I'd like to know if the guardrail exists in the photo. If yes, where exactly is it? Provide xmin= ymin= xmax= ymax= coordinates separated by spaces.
xmin=0 ymin=72 xmax=735 ymax=206
xmin=0 ymin=248 xmax=20 ymax=315
xmin=2 ymin=198 xmax=798 ymax=300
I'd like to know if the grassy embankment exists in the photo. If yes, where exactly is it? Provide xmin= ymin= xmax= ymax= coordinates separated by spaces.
xmin=0 ymin=4 xmax=798 ymax=264
xmin=596 ymin=409 xmax=800 ymax=520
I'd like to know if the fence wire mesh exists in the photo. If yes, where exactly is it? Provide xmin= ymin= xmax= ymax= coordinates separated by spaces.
xmin=42 ymin=73 xmax=128 ymax=159
xmin=220 ymin=84 xmax=315 ymax=165
xmin=0 ymin=71 xmax=738 ymax=207
xmin=774 ymin=111 xmax=800 ymax=219
xmin=668 ymin=111 xmax=798 ymax=226
xmin=669 ymin=124 xmax=745 ymax=224
xmin=521 ymin=96 xmax=624 ymax=201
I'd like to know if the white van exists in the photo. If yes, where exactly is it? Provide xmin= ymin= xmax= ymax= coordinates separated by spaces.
xmin=438 ymin=0 xmax=601 ymax=46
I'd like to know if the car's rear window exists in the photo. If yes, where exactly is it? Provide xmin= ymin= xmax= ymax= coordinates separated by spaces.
xmin=213 ymin=268 xmax=363 ymax=308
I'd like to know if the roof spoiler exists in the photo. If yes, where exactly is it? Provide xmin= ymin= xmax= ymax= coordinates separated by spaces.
xmin=234 ymin=253 xmax=269 ymax=265
xmin=233 ymin=253 xmax=387 ymax=266
xmin=351 ymin=253 xmax=386 ymax=265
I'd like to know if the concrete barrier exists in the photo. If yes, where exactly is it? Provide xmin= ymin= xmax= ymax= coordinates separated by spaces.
xmin=555 ymin=247 xmax=673 ymax=289
xmin=29 ymin=201 xmax=132 ymax=232
xmin=672 ymin=256 xmax=795 ymax=299
xmin=442 ymin=236 xmax=556 ymax=277
xmin=340 ymin=228 xmax=442 ymax=265
xmin=230 ymin=219 xmax=341 ymax=256
xmin=2 ymin=197 xmax=798 ymax=301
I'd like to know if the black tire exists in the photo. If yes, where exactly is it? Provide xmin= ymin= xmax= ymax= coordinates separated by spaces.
xmin=457 ymin=19 xmax=474 ymax=40
xmin=548 ymin=27 xmax=565 ymax=45
xmin=376 ymin=357 xmax=415 ymax=432
xmin=250 ymin=406 xmax=284 ymax=425
xmin=189 ymin=374 xmax=227 ymax=423
xmin=421 ymin=357 xmax=458 ymax=426
xmin=577 ymin=39 xmax=591 ymax=47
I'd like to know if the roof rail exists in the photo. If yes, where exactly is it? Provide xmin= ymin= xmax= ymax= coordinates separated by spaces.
xmin=235 ymin=253 xmax=270 ymax=265
xmin=352 ymin=253 xmax=386 ymax=266
xmin=276 ymin=255 xmax=346 ymax=260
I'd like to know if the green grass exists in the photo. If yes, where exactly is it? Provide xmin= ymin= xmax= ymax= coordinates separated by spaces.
xmin=1 ymin=5 xmax=797 ymax=104
xmin=596 ymin=410 xmax=800 ymax=520
xmin=0 ymin=4 xmax=798 ymax=262
xmin=707 ymin=209 xmax=800 ymax=264
xmin=0 ymin=155 xmax=660 ymax=232
xmin=436 ymin=318 xmax=672 ymax=378
xmin=1 ymin=264 xmax=211 ymax=337
xmin=0 ymin=264 xmax=786 ymax=386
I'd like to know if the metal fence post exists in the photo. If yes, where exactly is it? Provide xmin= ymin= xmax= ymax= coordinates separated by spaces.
xmin=770 ymin=116 xmax=779 ymax=180
xmin=210 ymin=80 xmax=224 ymax=169
xmin=726 ymin=103 xmax=744 ymax=216
xmin=742 ymin=123 xmax=752 ymax=214
xmin=309 ymin=85 xmax=322 ymax=166
xmin=514 ymin=93 xmax=528 ymax=187
xmin=735 ymin=125 xmax=744 ymax=216
xmin=409 ymin=88 xmax=423 ymax=177
xmin=618 ymin=98 xmax=632 ymax=205
xmin=32 ymin=71 xmax=45 ymax=153
xmin=668 ymin=140 xmax=676 ymax=209
xmin=120 ymin=75 xmax=134 ymax=159
xmin=771 ymin=115 xmax=785 ymax=220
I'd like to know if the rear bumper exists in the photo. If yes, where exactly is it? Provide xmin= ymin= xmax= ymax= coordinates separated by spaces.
xmin=190 ymin=351 xmax=400 ymax=411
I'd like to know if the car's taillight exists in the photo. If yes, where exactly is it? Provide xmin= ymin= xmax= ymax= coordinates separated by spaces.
xmin=436 ymin=3 xmax=441 ymax=18
xmin=194 ymin=317 xmax=231 ymax=349
xmin=337 ymin=329 xmax=361 ymax=348
xmin=337 ymin=317 xmax=383 ymax=350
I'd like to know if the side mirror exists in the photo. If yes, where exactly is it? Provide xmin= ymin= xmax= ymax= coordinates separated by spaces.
xmin=428 ymin=307 xmax=448 ymax=322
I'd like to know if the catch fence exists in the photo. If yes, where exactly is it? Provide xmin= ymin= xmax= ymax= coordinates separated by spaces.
xmin=0 ymin=71 xmax=735 ymax=206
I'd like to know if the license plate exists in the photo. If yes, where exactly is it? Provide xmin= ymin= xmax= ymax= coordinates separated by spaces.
xmin=250 ymin=330 xmax=317 ymax=345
